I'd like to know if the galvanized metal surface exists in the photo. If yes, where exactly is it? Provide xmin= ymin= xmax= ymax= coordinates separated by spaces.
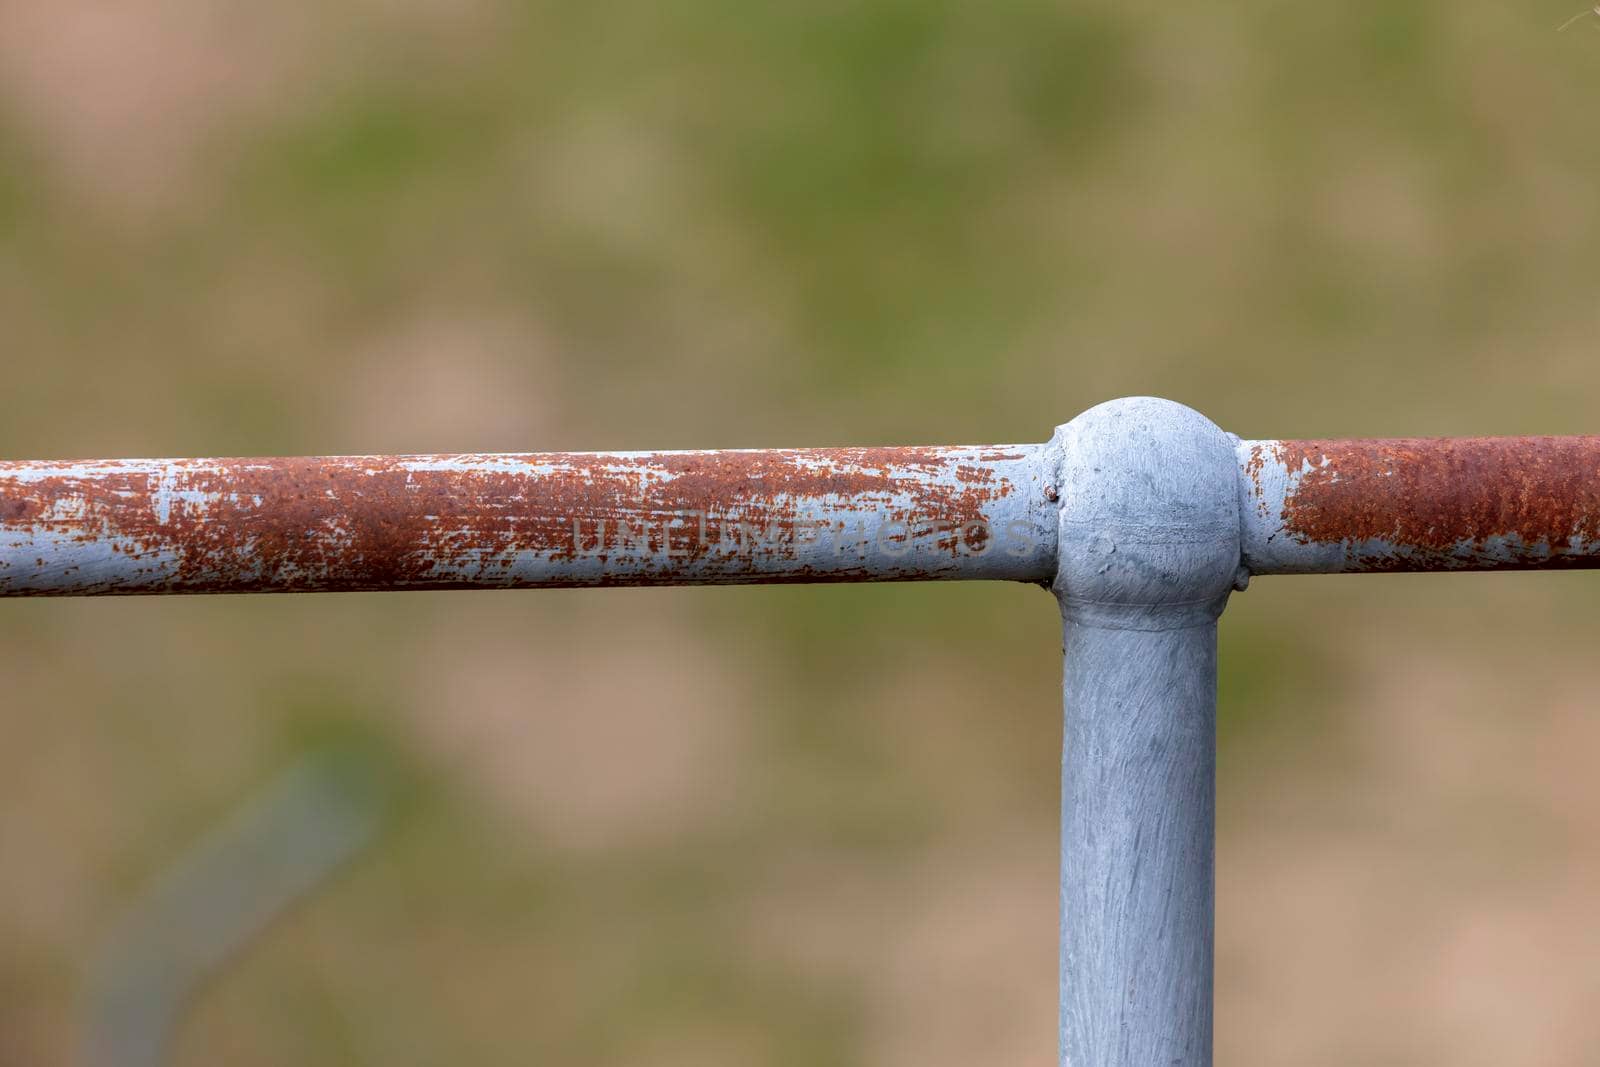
xmin=1053 ymin=398 xmax=1236 ymax=1067
xmin=0 ymin=446 xmax=1058 ymax=595
xmin=1240 ymin=436 xmax=1600 ymax=573
xmin=1059 ymin=620 xmax=1216 ymax=1067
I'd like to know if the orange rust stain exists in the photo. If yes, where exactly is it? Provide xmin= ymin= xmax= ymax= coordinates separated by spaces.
xmin=1275 ymin=437 xmax=1600 ymax=563
xmin=0 ymin=496 xmax=43 ymax=523
xmin=1242 ymin=444 xmax=1267 ymax=496
xmin=0 ymin=447 xmax=1024 ymax=592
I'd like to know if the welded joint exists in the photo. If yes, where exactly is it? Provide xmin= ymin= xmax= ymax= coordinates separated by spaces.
xmin=1049 ymin=397 xmax=1243 ymax=630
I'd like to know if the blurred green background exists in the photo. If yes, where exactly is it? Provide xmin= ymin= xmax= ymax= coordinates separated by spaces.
xmin=3 ymin=1 xmax=1600 ymax=1063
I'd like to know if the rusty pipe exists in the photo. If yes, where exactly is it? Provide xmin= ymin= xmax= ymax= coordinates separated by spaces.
xmin=0 ymin=447 xmax=1059 ymax=595
xmin=6 ymin=427 xmax=1600 ymax=596
xmin=1239 ymin=436 xmax=1600 ymax=574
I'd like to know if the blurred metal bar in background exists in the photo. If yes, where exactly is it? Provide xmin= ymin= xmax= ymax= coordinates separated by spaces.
xmin=0 ymin=446 xmax=1058 ymax=595
xmin=82 ymin=752 xmax=383 ymax=1067
xmin=1240 ymin=436 xmax=1600 ymax=574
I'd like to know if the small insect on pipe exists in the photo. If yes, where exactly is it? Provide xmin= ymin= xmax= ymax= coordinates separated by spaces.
xmin=1558 ymin=5 xmax=1600 ymax=30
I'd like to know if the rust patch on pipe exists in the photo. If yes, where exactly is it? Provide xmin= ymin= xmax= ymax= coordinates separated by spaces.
xmin=1274 ymin=437 xmax=1600 ymax=568
xmin=0 ymin=447 xmax=1038 ymax=593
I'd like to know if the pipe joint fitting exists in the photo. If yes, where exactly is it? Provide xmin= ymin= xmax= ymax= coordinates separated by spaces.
xmin=1051 ymin=397 xmax=1242 ymax=630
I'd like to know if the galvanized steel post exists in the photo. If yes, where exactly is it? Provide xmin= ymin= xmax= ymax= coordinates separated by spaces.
xmin=1051 ymin=398 xmax=1239 ymax=1067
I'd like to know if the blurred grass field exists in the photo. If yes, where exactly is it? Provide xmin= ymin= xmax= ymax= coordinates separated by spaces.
xmin=3 ymin=2 xmax=1600 ymax=1064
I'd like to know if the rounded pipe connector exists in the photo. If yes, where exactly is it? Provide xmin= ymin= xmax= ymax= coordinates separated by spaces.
xmin=1051 ymin=397 xmax=1242 ymax=630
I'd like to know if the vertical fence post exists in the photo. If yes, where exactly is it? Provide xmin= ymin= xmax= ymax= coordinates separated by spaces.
xmin=1052 ymin=398 xmax=1242 ymax=1067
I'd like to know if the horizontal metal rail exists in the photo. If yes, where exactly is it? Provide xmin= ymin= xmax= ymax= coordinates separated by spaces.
xmin=1240 ymin=436 xmax=1600 ymax=573
xmin=4 ymin=434 xmax=1597 ymax=596
xmin=0 ymin=447 xmax=1057 ymax=595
